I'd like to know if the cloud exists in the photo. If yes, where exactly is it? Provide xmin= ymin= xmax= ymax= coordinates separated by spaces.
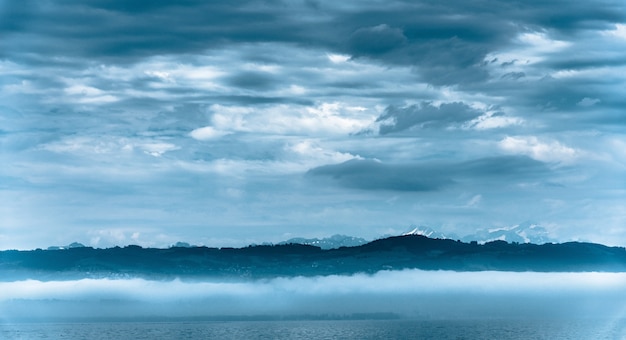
xmin=2 ymin=271 xmax=626 ymax=320
xmin=288 ymin=140 xmax=360 ymax=165
xmin=467 ymin=111 xmax=524 ymax=130
xmin=577 ymin=97 xmax=601 ymax=107
xmin=348 ymin=24 xmax=407 ymax=55
xmin=139 ymin=142 xmax=180 ymax=157
xmin=374 ymin=102 xmax=483 ymax=134
xmin=189 ymin=126 xmax=231 ymax=141
xmin=308 ymin=159 xmax=452 ymax=192
xmin=466 ymin=194 xmax=482 ymax=207
xmin=39 ymin=135 xmax=180 ymax=158
xmin=2 ymin=0 xmax=626 ymax=248
xmin=499 ymin=136 xmax=578 ymax=164
xmin=307 ymin=156 xmax=549 ymax=192
xmin=607 ymin=23 xmax=626 ymax=40
xmin=210 ymin=102 xmax=374 ymax=136
xmin=456 ymin=155 xmax=551 ymax=178
xmin=0 ymin=1 xmax=308 ymax=62
xmin=326 ymin=53 xmax=350 ymax=63
xmin=225 ymin=71 xmax=278 ymax=91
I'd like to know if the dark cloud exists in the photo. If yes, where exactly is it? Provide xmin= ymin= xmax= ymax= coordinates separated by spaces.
xmin=526 ymin=0 xmax=625 ymax=34
xmin=2 ymin=0 xmax=624 ymax=85
xmin=84 ymin=0 xmax=207 ymax=14
xmin=375 ymin=102 xmax=483 ymax=134
xmin=544 ymin=57 xmax=626 ymax=70
xmin=457 ymin=156 xmax=551 ymax=179
xmin=225 ymin=71 xmax=278 ymax=90
xmin=0 ymin=0 xmax=306 ymax=62
xmin=493 ymin=78 xmax=612 ymax=120
xmin=501 ymin=72 xmax=526 ymax=80
xmin=307 ymin=156 xmax=549 ymax=192
xmin=307 ymin=159 xmax=453 ymax=192
xmin=348 ymin=24 xmax=407 ymax=55
xmin=0 ymin=0 xmax=37 ymax=33
xmin=340 ymin=14 xmax=501 ymax=84
xmin=339 ymin=0 xmax=625 ymax=85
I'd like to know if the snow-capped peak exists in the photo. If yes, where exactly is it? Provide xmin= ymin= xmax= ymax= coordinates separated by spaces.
xmin=402 ymin=226 xmax=448 ymax=239
xmin=279 ymin=234 xmax=368 ymax=249
xmin=463 ymin=222 xmax=555 ymax=244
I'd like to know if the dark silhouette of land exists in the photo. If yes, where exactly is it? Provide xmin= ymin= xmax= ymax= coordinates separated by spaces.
xmin=2 ymin=235 xmax=625 ymax=281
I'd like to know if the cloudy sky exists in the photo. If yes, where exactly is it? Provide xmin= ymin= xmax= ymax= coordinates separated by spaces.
xmin=1 ymin=0 xmax=625 ymax=249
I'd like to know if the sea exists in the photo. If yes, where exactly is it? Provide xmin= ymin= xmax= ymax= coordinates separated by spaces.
xmin=1 ymin=319 xmax=625 ymax=340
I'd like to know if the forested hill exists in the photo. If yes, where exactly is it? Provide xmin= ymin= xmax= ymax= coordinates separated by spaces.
xmin=2 ymin=235 xmax=626 ymax=281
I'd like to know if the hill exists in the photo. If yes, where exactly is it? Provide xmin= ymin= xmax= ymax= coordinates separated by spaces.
xmin=1 ymin=235 xmax=625 ymax=281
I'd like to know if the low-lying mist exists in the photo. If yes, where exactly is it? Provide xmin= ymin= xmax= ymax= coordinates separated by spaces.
xmin=2 ymin=270 xmax=625 ymax=321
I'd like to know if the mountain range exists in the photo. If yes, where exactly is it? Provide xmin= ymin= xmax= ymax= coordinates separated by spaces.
xmin=2 ymin=234 xmax=625 ymax=281
xmin=42 ymin=224 xmax=557 ymax=252
xmin=399 ymin=223 xmax=556 ymax=245
xmin=268 ymin=223 xmax=555 ymax=250
xmin=278 ymin=234 xmax=368 ymax=249
xmin=461 ymin=222 xmax=556 ymax=244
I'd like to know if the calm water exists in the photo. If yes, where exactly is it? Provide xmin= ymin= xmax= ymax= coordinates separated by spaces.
xmin=1 ymin=319 xmax=625 ymax=340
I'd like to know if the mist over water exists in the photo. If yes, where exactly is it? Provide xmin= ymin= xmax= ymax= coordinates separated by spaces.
xmin=2 ymin=270 xmax=625 ymax=322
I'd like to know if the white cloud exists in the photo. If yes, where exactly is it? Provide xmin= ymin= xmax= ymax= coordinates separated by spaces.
xmin=139 ymin=142 xmax=180 ymax=157
xmin=466 ymin=194 xmax=482 ymax=207
xmin=173 ymin=139 xmax=360 ymax=177
xmin=88 ymin=229 xmax=131 ymax=246
xmin=516 ymin=32 xmax=571 ymax=53
xmin=41 ymin=136 xmax=179 ymax=158
xmin=485 ymin=31 xmax=570 ymax=79
xmin=288 ymin=139 xmax=361 ymax=165
xmin=42 ymin=136 xmax=127 ymax=155
xmin=189 ymin=126 xmax=232 ymax=141
xmin=466 ymin=111 xmax=524 ymax=130
xmin=144 ymin=70 xmax=174 ymax=82
xmin=499 ymin=136 xmax=578 ymax=163
xmin=604 ymin=24 xmax=626 ymax=41
xmin=3 ymin=80 xmax=43 ymax=95
xmin=63 ymin=85 xmax=119 ymax=104
xmin=64 ymin=85 xmax=106 ymax=97
xmin=577 ymin=97 xmax=601 ymax=107
xmin=327 ymin=53 xmax=351 ymax=63
xmin=210 ymin=102 xmax=375 ymax=136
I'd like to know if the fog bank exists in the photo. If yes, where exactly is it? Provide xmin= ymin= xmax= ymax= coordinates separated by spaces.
xmin=2 ymin=270 xmax=625 ymax=321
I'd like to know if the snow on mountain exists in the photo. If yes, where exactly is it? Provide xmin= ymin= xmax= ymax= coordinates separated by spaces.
xmin=402 ymin=226 xmax=449 ymax=239
xmin=279 ymin=234 xmax=369 ymax=249
xmin=399 ymin=223 xmax=555 ymax=245
xmin=462 ymin=222 xmax=555 ymax=244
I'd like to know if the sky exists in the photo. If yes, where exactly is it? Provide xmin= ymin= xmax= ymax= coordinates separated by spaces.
xmin=1 ymin=0 xmax=625 ymax=249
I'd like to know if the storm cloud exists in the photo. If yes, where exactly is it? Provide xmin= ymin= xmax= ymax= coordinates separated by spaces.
xmin=308 ymin=156 xmax=550 ymax=192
